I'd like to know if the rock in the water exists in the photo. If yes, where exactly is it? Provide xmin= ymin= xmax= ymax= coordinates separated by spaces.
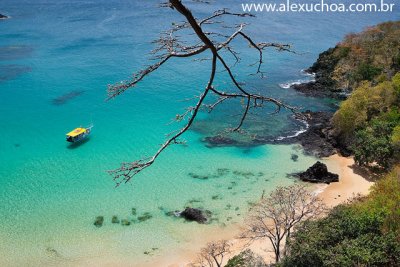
xmin=291 ymin=154 xmax=299 ymax=162
xmin=275 ymin=111 xmax=338 ymax=157
xmin=137 ymin=212 xmax=152 ymax=222
xmin=293 ymin=161 xmax=339 ymax=184
xmin=111 ymin=216 xmax=120 ymax=224
xmin=121 ymin=219 xmax=131 ymax=226
xmin=131 ymin=208 xmax=137 ymax=216
xmin=180 ymin=207 xmax=209 ymax=224
xmin=94 ymin=216 xmax=104 ymax=227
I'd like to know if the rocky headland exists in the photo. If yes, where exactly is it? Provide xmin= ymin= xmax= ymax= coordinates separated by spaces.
xmin=283 ymin=22 xmax=400 ymax=160
xmin=291 ymin=46 xmax=351 ymax=99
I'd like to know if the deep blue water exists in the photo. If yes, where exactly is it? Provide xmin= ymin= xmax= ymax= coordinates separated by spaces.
xmin=0 ymin=0 xmax=398 ymax=266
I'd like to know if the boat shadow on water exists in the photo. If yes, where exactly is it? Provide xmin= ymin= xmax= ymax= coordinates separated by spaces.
xmin=67 ymin=137 xmax=91 ymax=149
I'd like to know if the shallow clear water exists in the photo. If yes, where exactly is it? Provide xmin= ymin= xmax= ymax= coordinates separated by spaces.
xmin=0 ymin=0 xmax=398 ymax=266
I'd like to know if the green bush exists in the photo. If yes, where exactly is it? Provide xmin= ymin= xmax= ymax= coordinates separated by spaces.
xmin=393 ymin=72 xmax=400 ymax=94
xmin=367 ymin=168 xmax=400 ymax=235
xmin=353 ymin=120 xmax=394 ymax=169
xmin=225 ymin=249 xmax=267 ymax=267
xmin=355 ymin=63 xmax=382 ymax=82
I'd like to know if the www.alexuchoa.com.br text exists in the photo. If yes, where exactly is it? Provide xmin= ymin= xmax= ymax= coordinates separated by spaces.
xmin=242 ymin=0 xmax=396 ymax=13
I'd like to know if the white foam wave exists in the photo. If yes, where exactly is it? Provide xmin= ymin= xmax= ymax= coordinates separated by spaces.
xmin=300 ymin=69 xmax=316 ymax=77
xmin=274 ymin=118 xmax=309 ymax=141
xmin=279 ymin=69 xmax=316 ymax=89
xmin=279 ymin=79 xmax=309 ymax=89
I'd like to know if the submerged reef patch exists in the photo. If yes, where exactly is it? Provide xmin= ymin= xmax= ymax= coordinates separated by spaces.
xmin=52 ymin=90 xmax=85 ymax=105
xmin=189 ymin=168 xmax=262 ymax=182
xmin=0 ymin=45 xmax=33 ymax=61
xmin=0 ymin=64 xmax=31 ymax=82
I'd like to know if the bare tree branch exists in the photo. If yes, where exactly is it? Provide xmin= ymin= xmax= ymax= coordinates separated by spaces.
xmin=190 ymin=240 xmax=232 ymax=267
xmin=107 ymin=0 xmax=299 ymax=185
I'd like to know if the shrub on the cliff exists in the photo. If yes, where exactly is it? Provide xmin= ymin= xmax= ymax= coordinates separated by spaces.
xmin=354 ymin=62 xmax=382 ymax=82
xmin=394 ymin=54 xmax=400 ymax=71
xmin=393 ymin=72 xmax=400 ymax=94
xmin=392 ymin=126 xmax=400 ymax=148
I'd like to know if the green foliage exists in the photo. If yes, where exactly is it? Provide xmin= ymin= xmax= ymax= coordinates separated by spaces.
xmin=353 ymin=120 xmax=394 ymax=169
xmin=225 ymin=249 xmax=267 ymax=267
xmin=392 ymin=125 xmax=400 ymax=144
xmin=280 ymin=168 xmax=400 ymax=267
xmin=367 ymin=167 xmax=400 ymax=235
xmin=336 ymin=46 xmax=351 ymax=58
xmin=394 ymin=53 xmax=400 ymax=70
xmin=355 ymin=63 xmax=382 ymax=82
xmin=333 ymin=73 xmax=400 ymax=168
xmin=393 ymin=72 xmax=400 ymax=93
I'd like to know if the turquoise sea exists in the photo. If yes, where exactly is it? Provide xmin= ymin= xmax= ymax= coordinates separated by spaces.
xmin=0 ymin=0 xmax=398 ymax=266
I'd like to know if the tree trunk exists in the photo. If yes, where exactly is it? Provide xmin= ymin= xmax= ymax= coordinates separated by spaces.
xmin=275 ymin=239 xmax=281 ymax=263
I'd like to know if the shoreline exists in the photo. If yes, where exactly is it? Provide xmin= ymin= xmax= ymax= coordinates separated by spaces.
xmin=142 ymin=153 xmax=374 ymax=267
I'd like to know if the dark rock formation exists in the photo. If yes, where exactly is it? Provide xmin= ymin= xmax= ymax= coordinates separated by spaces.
xmin=275 ymin=111 xmax=337 ymax=157
xmin=111 ymin=216 xmax=120 ymax=224
xmin=94 ymin=216 xmax=104 ymax=227
xmin=292 ymin=81 xmax=343 ymax=99
xmin=0 ymin=14 xmax=8 ymax=20
xmin=180 ymin=207 xmax=210 ymax=224
xmin=293 ymin=161 xmax=339 ymax=184
xmin=121 ymin=219 xmax=131 ymax=226
xmin=137 ymin=212 xmax=152 ymax=222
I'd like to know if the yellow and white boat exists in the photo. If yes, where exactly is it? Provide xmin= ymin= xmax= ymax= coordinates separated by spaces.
xmin=66 ymin=125 xmax=93 ymax=143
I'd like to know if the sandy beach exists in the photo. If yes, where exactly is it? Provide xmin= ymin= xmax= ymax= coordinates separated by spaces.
xmin=147 ymin=154 xmax=375 ymax=267
xmin=320 ymin=154 xmax=374 ymax=206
